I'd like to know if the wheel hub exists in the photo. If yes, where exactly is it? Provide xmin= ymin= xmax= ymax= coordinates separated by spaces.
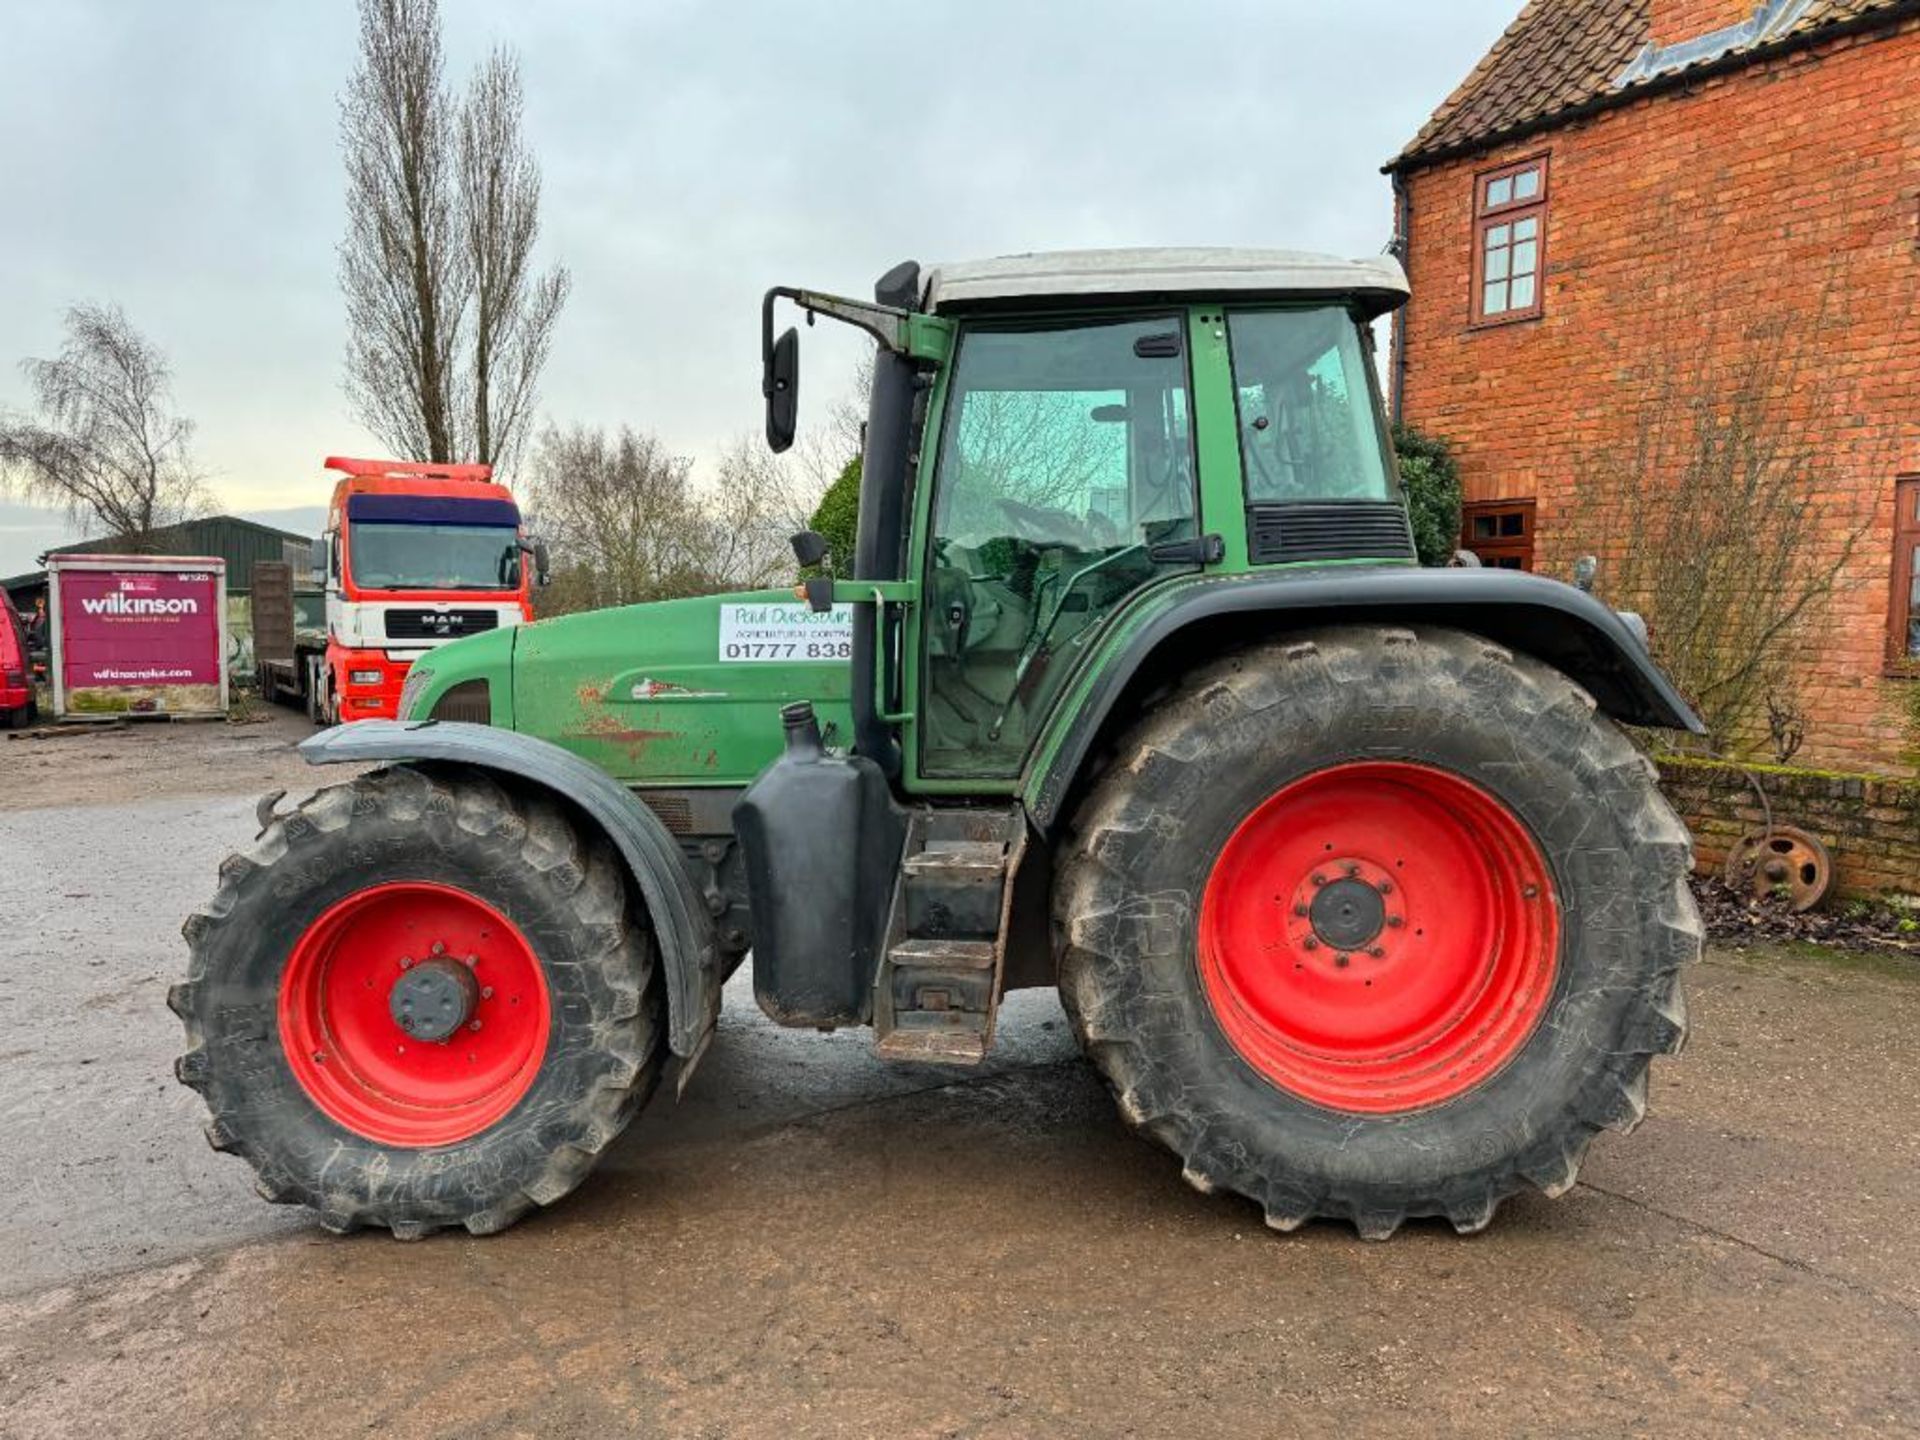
xmin=1197 ymin=762 xmax=1560 ymax=1114
xmin=1308 ymin=875 xmax=1386 ymax=952
xmin=389 ymin=955 xmax=478 ymax=1042
xmin=277 ymin=882 xmax=552 ymax=1148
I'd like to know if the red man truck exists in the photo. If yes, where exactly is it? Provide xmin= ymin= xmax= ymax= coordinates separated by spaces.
xmin=254 ymin=457 xmax=545 ymax=725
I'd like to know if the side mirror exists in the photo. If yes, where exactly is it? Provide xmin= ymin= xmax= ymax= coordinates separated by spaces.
xmin=519 ymin=536 xmax=552 ymax=587
xmin=789 ymin=530 xmax=830 ymax=569
xmin=308 ymin=537 xmax=328 ymax=586
xmin=1573 ymin=555 xmax=1599 ymax=592
xmin=765 ymin=326 xmax=799 ymax=454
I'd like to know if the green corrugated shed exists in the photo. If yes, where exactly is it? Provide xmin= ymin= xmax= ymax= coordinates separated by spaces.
xmin=1 ymin=515 xmax=313 ymax=600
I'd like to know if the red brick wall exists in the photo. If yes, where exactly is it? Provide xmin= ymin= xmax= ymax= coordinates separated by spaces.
xmin=1650 ymin=0 xmax=1764 ymax=46
xmin=1396 ymin=21 xmax=1920 ymax=774
xmin=1658 ymin=755 xmax=1920 ymax=900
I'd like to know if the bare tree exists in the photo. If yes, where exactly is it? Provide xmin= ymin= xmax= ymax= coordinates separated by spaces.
xmin=527 ymin=425 xmax=813 ymax=615
xmin=708 ymin=434 xmax=823 ymax=589
xmin=527 ymin=425 xmax=700 ymax=611
xmin=1565 ymin=278 xmax=1901 ymax=751
xmin=339 ymin=0 xmax=566 ymax=471
xmin=0 ymin=304 xmax=206 ymax=540
xmin=457 ymin=48 xmax=569 ymax=473
xmin=340 ymin=0 xmax=464 ymax=463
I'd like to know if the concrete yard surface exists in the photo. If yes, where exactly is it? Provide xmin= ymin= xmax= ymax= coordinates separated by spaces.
xmin=1 ymin=717 xmax=1917 ymax=1438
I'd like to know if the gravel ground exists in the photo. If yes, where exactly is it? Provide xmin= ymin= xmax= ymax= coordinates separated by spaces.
xmin=1 ymin=706 xmax=338 ymax=813
xmin=1 ymin=715 xmax=1917 ymax=1437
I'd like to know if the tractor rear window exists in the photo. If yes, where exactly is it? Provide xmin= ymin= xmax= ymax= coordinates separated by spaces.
xmin=1227 ymin=308 xmax=1395 ymax=506
xmin=347 ymin=523 xmax=521 ymax=592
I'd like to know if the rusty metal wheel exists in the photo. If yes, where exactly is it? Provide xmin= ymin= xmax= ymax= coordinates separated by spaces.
xmin=1722 ymin=825 xmax=1833 ymax=913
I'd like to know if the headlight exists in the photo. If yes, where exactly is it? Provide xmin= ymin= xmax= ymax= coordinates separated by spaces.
xmin=348 ymin=668 xmax=383 ymax=687
xmin=397 ymin=665 xmax=434 ymax=718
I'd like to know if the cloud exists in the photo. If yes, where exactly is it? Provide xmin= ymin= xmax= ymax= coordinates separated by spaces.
xmin=0 ymin=0 xmax=1517 ymax=516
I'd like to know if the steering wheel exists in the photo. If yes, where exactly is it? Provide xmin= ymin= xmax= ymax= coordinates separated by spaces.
xmin=996 ymin=497 xmax=1091 ymax=548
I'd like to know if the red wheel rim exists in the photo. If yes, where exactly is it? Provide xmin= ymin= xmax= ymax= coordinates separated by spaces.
xmin=1197 ymin=761 xmax=1559 ymax=1114
xmin=278 ymin=882 xmax=552 ymax=1147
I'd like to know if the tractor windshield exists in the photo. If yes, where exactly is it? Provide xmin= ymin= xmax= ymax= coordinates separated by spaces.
xmin=1227 ymin=307 xmax=1394 ymax=504
xmin=347 ymin=522 xmax=522 ymax=592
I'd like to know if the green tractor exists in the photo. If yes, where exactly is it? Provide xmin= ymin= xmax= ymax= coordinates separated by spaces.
xmin=173 ymin=249 xmax=1701 ymax=1240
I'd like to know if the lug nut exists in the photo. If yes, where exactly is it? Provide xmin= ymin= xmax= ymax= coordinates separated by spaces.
xmin=1302 ymin=937 xmax=1320 ymax=952
xmin=1387 ymin=916 xmax=1405 ymax=929
xmin=1378 ymin=880 xmax=1394 ymax=895
xmin=1345 ymin=864 xmax=1361 ymax=878
xmin=480 ymin=986 xmax=494 ymax=1000
xmin=1293 ymin=904 xmax=1309 ymax=918
xmin=464 ymin=955 xmax=479 ymax=968
xmin=1369 ymin=947 xmax=1386 ymax=959
xmin=469 ymin=1020 xmax=483 ymax=1032
xmin=431 ymin=942 xmax=445 ymax=956
xmin=1334 ymin=953 xmax=1351 ymax=968
xmin=1311 ymin=873 xmax=1328 ymax=888
xmin=399 ymin=956 xmax=413 ymax=970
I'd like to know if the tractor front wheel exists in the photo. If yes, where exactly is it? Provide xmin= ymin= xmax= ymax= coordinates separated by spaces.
xmin=172 ymin=766 xmax=662 ymax=1237
xmin=1054 ymin=626 xmax=1699 ymax=1238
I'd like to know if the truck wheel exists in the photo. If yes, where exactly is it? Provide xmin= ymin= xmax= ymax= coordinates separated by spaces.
xmin=172 ymin=766 xmax=662 ymax=1237
xmin=1054 ymin=626 xmax=1698 ymax=1239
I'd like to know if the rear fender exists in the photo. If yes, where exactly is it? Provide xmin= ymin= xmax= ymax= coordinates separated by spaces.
xmin=301 ymin=721 xmax=721 ymax=1062
xmin=1025 ymin=567 xmax=1704 ymax=832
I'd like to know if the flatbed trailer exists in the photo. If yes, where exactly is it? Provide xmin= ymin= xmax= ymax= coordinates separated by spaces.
xmin=250 ymin=560 xmax=328 ymax=719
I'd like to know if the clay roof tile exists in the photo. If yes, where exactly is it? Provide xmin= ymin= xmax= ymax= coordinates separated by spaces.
xmin=1392 ymin=0 xmax=1913 ymax=169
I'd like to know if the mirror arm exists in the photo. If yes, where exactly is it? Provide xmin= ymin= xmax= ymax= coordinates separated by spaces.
xmin=764 ymin=286 xmax=911 ymax=360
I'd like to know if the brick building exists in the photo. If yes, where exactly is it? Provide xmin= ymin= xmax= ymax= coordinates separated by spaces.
xmin=1388 ymin=0 xmax=1920 ymax=775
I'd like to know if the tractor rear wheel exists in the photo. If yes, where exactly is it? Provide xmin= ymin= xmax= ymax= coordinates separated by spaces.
xmin=1054 ymin=626 xmax=1698 ymax=1239
xmin=172 ymin=765 xmax=662 ymax=1237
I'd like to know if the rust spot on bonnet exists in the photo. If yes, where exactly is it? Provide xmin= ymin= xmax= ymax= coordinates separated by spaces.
xmin=566 ymin=708 xmax=679 ymax=762
xmin=576 ymin=681 xmax=606 ymax=706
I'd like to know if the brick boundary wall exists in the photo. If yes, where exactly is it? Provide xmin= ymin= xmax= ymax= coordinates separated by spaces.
xmin=1657 ymin=755 xmax=1920 ymax=901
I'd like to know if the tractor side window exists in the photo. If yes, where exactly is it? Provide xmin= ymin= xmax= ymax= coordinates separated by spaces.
xmin=1229 ymin=308 xmax=1394 ymax=505
xmin=922 ymin=315 xmax=1197 ymax=779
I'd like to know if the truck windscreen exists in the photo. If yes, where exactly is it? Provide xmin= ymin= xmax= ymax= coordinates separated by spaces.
xmin=348 ymin=523 xmax=520 ymax=591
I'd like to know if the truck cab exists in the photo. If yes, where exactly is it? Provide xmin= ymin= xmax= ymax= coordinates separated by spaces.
xmin=314 ymin=457 xmax=540 ymax=723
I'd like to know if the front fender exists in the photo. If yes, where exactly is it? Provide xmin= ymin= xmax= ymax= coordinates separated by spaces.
xmin=301 ymin=721 xmax=720 ymax=1062
xmin=1024 ymin=567 xmax=1704 ymax=831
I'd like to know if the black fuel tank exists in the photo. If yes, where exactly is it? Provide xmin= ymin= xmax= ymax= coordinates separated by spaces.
xmin=733 ymin=703 xmax=905 ymax=1028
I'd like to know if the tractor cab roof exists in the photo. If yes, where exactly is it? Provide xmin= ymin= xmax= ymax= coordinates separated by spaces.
xmin=921 ymin=247 xmax=1410 ymax=319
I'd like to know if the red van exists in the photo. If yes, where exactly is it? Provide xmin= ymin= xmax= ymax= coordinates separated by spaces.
xmin=1 ymin=592 xmax=37 ymax=728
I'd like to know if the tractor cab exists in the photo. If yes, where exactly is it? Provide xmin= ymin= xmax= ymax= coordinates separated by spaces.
xmin=761 ymin=250 xmax=1424 ymax=784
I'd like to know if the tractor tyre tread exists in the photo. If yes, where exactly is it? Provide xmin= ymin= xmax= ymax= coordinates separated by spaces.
xmin=1053 ymin=625 xmax=1700 ymax=1239
xmin=174 ymin=764 xmax=663 ymax=1239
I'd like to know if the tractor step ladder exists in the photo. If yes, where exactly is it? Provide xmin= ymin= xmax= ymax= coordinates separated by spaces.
xmin=874 ymin=808 xmax=1027 ymax=1065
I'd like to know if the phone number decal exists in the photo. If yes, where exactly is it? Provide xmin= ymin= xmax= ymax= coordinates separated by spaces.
xmin=718 ymin=603 xmax=854 ymax=663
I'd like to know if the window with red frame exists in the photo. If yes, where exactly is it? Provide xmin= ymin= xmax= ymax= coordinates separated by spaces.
xmin=1473 ymin=157 xmax=1548 ymax=325
xmin=1888 ymin=477 xmax=1920 ymax=667
xmin=1461 ymin=500 xmax=1536 ymax=570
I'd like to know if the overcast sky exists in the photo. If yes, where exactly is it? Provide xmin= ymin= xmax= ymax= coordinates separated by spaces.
xmin=0 ymin=0 xmax=1520 ymax=573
